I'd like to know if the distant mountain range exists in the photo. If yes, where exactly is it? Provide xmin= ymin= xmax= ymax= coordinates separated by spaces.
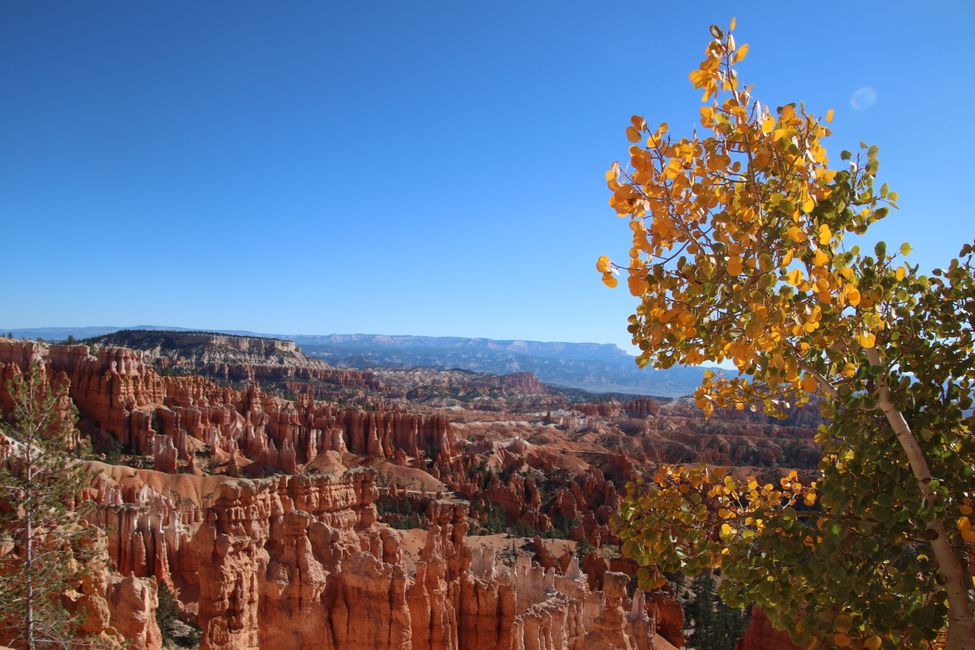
xmin=3 ymin=326 xmax=717 ymax=397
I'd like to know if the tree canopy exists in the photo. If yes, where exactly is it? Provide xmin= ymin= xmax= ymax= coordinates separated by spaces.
xmin=599 ymin=20 xmax=975 ymax=649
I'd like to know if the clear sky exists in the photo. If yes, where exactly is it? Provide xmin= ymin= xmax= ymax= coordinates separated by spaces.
xmin=1 ymin=1 xmax=972 ymax=350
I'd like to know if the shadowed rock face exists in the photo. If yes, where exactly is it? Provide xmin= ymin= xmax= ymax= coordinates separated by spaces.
xmin=0 ymin=338 xmax=682 ymax=650
xmin=734 ymin=608 xmax=801 ymax=650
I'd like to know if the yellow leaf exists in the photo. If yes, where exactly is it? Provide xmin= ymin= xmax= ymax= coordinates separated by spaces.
xmin=845 ymin=286 xmax=861 ymax=307
xmin=664 ymin=158 xmax=682 ymax=179
xmin=734 ymin=43 xmax=749 ymax=63
xmin=818 ymin=224 xmax=832 ymax=245
xmin=800 ymin=375 xmax=818 ymax=393
xmin=628 ymin=275 xmax=649 ymax=296
xmin=842 ymin=363 xmax=857 ymax=378
xmin=729 ymin=16 xmax=736 ymax=31
xmin=787 ymin=226 xmax=805 ymax=243
xmin=625 ymin=126 xmax=641 ymax=143
xmin=804 ymin=492 xmax=817 ymax=506
xmin=787 ymin=268 xmax=804 ymax=286
xmin=895 ymin=266 xmax=906 ymax=281
xmin=812 ymin=250 xmax=829 ymax=267
xmin=726 ymin=255 xmax=743 ymax=275
xmin=761 ymin=115 xmax=775 ymax=134
xmin=900 ymin=242 xmax=912 ymax=256
xmin=596 ymin=255 xmax=611 ymax=273
xmin=720 ymin=523 xmax=733 ymax=537
xmin=802 ymin=197 xmax=815 ymax=213
xmin=825 ymin=108 xmax=835 ymax=123
xmin=858 ymin=332 xmax=876 ymax=349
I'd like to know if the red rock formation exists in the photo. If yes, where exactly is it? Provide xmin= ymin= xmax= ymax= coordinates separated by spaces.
xmin=106 ymin=573 xmax=163 ymax=649
xmin=647 ymin=592 xmax=685 ymax=648
xmin=735 ymin=607 xmax=800 ymax=650
xmin=585 ymin=571 xmax=635 ymax=648
xmin=0 ymin=343 xmax=455 ymax=476
xmin=78 ymin=458 xmax=680 ymax=650
xmin=624 ymin=398 xmax=661 ymax=418
xmin=90 ymin=329 xmax=383 ymax=394
xmin=472 ymin=372 xmax=546 ymax=394
xmin=574 ymin=401 xmax=623 ymax=418
xmin=0 ymin=340 xmax=687 ymax=649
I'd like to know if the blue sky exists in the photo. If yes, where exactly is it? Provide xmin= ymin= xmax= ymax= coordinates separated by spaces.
xmin=1 ymin=1 xmax=972 ymax=350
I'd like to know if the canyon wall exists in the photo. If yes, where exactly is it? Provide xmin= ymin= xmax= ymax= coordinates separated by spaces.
xmin=0 ymin=339 xmax=680 ymax=649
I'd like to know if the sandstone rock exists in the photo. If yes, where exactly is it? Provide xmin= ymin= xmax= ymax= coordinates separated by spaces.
xmin=0 ymin=340 xmax=683 ymax=650
xmin=107 ymin=573 xmax=163 ymax=650
xmin=735 ymin=607 xmax=801 ymax=650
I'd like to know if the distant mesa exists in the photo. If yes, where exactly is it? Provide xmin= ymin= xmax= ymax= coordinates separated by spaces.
xmin=88 ymin=329 xmax=299 ymax=356
xmin=4 ymin=326 xmax=718 ymax=397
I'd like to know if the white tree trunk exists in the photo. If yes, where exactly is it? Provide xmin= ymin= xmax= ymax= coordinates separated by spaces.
xmin=866 ymin=347 xmax=975 ymax=649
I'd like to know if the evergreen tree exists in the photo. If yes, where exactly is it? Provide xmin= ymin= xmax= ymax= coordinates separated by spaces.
xmin=0 ymin=364 xmax=94 ymax=649
xmin=685 ymin=573 xmax=749 ymax=650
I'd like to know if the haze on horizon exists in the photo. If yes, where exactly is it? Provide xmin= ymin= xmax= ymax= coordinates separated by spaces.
xmin=2 ymin=1 xmax=973 ymax=350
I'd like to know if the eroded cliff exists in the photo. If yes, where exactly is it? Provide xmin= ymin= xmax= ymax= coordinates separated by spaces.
xmin=0 ymin=339 xmax=682 ymax=649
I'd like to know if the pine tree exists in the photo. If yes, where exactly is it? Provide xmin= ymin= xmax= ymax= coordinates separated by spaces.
xmin=685 ymin=573 xmax=749 ymax=650
xmin=0 ymin=364 xmax=94 ymax=649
